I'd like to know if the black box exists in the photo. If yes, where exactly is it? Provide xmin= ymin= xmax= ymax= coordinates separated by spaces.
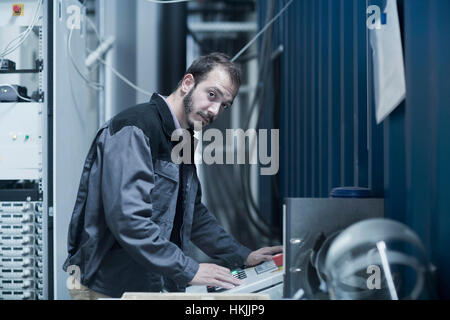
xmin=283 ymin=197 xmax=384 ymax=299
xmin=0 ymin=85 xmax=29 ymax=102
xmin=0 ymin=59 xmax=16 ymax=71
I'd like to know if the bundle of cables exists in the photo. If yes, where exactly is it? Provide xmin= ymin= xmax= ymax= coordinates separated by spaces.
xmin=238 ymin=0 xmax=293 ymax=243
xmin=0 ymin=0 xmax=43 ymax=103
xmin=0 ymin=0 xmax=43 ymax=68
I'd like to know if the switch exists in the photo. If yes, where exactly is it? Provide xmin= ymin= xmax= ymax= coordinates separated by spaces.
xmin=272 ymin=253 xmax=283 ymax=267
xmin=12 ymin=4 xmax=24 ymax=16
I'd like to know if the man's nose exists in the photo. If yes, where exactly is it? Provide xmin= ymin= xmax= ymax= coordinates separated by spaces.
xmin=207 ymin=102 xmax=221 ymax=118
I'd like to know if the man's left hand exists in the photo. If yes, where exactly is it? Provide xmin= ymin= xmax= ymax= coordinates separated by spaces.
xmin=244 ymin=245 xmax=283 ymax=267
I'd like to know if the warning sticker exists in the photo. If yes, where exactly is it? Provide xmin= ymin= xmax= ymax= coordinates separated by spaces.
xmin=12 ymin=4 xmax=24 ymax=16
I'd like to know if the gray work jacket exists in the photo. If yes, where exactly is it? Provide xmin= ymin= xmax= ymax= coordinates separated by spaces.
xmin=62 ymin=94 xmax=252 ymax=298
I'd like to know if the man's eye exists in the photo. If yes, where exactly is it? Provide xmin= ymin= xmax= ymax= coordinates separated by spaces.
xmin=222 ymin=104 xmax=230 ymax=110
xmin=209 ymin=92 xmax=215 ymax=98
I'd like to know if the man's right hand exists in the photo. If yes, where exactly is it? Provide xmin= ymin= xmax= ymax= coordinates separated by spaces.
xmin=189 ymin=263 xmax=242 ymax=289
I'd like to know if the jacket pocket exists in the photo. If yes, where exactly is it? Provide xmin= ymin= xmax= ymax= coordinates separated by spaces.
xmin=151 ymin=160 xmax=179 ymax=222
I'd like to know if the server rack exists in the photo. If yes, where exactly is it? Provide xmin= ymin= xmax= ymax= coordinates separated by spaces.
xmin=0 ymin=0 xmax=49 ymax=300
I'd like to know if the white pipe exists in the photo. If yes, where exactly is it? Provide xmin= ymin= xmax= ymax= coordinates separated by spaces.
xmin=85 ymin=36 xmax=115 ymax=69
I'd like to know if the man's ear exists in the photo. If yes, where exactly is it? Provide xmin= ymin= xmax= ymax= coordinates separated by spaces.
xmin=181 ymin=74 xmax=195 ymax=94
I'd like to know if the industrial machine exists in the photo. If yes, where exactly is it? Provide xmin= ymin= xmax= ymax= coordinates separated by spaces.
xmin=283 ymin=196 xmax=384 ymax=299
xmin=324 ymin=218 xmax=436 ymax=300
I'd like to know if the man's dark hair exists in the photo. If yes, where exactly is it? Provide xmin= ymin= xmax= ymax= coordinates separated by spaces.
xmin=177 ymin=52 xmax=241 ymax=91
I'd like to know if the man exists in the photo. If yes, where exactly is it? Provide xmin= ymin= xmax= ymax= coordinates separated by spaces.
xmin=63 ymin=53 xmax=282 ymax=299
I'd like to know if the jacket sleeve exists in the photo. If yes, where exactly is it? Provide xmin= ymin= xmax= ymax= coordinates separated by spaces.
xmin=101 ymin=126 xmax=199 ymax=285
xmin=190 ymin=182 xmax=252 ymax=269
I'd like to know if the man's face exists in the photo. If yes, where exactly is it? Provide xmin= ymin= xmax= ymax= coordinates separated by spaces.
xmin=183 ymin=67 xmax=237 ymax=131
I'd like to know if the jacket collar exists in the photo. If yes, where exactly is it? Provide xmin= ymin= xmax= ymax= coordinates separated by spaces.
xmin=152 ymin=93 xmax=177 ymax=139
xmin=152 ymin=93 xmax=195 ymax=144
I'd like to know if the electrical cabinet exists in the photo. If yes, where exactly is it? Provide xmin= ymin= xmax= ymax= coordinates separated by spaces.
xmin=0 ymin=0 xmax=48 ymax=300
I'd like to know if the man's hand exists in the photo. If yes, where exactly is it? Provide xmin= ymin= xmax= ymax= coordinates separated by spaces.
xmin=245 ymin=245 xmax=283 ymax=267
xmin=189 ymin=263 xmax=242 ymax=289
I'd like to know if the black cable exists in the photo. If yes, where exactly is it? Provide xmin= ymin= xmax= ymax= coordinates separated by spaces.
xmin=243 ymin=0 xmax=275 ymax=211
xmin=201 ymin=162 xmax=269 ymax=247
xmin=238 ymin=0 xmax=276 ymax=239
xmin=214 ymin=164 xmax=264 ymax=247
xmin=188 ymin=0 xmax=276 ymax=242
xmin=218 ymin=164 xmax=271 ymax=239
xmin=235 ymin=52 xmax=259 ymax=64
xmin=251 ymin=5 xmax=285 ymax=242
xmin=271 ymin=52 xmax=282 ymax=205
xmin=199 ymin=136 xmax=272 ymax=240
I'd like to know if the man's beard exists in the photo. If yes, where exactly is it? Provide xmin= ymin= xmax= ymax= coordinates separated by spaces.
xmin=183 ymin=88 xmax=196 ymax=131
xmin=183 ymin=87 xmax=214 ymax=131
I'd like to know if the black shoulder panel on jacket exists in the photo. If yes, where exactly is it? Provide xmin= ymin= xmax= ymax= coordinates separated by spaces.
xmin=109 ymin=102 xmax=164 ymax=160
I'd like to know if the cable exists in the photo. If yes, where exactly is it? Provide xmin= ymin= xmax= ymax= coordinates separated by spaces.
xmin=234 ymin=53 xmax=259 ymax=64
xmin=0 ymin=0 xmax=43 ymax=66
xmin=67 ymin=55 xmax=87 ymax=132
xmin=67 ymin=28 xmax=89 ymax=131
xmin=0 ymin=84 xmax=33 ymax=102
xmin=85 ymin=36 xmax=115 ymax=68
xmin=231 ymin=0 xmax=293 ymax=62
xmin=143 ymin=0 xmax=192 ymax=3
xmin=67 ymin=25 xmax=104 ymax=91
xmin=0 ymin=0 xmax=42 ymax=57
xmin=85 ymin=15 xmax=102 ymax=43
xmin=238 ymin=0 xmax=282 ymax=240
xmin=83 ymin=16 xmax=152 ymax=97
xmin=84 ymin=16 xmax=104 ymax=72
xmin=250 ymin=23 xmax=285 ymax=234
xmin=241 ymin=0 xmax=274 ymax=211
xmin=214 ymin=164 xmax=266 ymax=247
xmin=90 ymin=53 xmax=152 ymax=97
xmin=82 ymin=0 xmax=291 ymax=101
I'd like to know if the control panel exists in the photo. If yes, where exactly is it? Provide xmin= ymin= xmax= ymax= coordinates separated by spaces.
xmin=187 ymin=254 xmax=284 ymax=299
